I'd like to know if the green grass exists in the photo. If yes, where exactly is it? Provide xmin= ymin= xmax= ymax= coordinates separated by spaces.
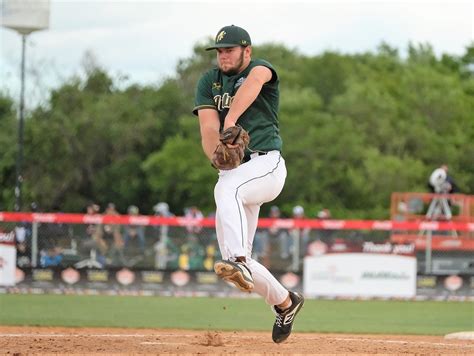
xmin=0 ymin=294 xmax=472 ymax=335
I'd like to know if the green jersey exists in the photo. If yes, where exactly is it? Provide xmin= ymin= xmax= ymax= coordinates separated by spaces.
xmin=193 ymin=59 xmax=282 ymax=153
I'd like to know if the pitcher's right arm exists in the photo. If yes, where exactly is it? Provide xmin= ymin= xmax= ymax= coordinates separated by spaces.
xmin=198 ymin=108 xmax=221 ymax=161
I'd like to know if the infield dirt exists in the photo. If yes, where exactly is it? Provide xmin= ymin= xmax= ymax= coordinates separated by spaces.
xmin=1 ymin=326 xmax=473 ymax=354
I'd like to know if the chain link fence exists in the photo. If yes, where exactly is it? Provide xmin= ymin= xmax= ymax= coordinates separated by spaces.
xmin=2 ymin=218 xmax=473 ymax=276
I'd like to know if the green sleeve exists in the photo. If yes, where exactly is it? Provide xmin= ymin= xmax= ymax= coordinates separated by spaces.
xmin=253 ymin=59 xmax=278 ymax=84
xmin=192 ymin=73 xmax=216 ymax=116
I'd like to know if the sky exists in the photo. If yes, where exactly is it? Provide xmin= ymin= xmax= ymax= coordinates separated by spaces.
xmin=1 ymin=0 xmax=473 ymax=107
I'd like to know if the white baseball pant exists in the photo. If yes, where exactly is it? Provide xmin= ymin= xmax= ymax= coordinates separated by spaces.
xmin=214 ymin=150 xmax=288 ymax=306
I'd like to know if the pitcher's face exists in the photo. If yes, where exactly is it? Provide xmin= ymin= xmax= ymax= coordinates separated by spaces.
xmin=217 ymin=46 xmax=250 ymax=76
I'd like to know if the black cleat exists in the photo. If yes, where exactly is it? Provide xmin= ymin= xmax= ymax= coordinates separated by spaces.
xmin=271 ymin=291 xmax=304 ymax=343
xmin=214 ymin=260 xmax=254 ymax=292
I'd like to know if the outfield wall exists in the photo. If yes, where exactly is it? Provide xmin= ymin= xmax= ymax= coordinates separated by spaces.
xmin=1 ymin=212 xmax=473 ymax=300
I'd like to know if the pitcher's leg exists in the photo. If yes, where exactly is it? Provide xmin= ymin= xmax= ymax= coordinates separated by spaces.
xmin=215 ymin=209 xmax=228 ymax=260
xmin=244 ymin=204 xmax=260 ymax=258
xmin=214 ymin=154 xmax=287 ymax=294
xmin=243 ymin=204 xmax=288 ymax=305
xmin=214 ymin=154 xmax=286 ymax=260
xmin=213 ymin=187 xmax=254 ymax=292
xmin=214 ymin=181 xmax=248 ymax=258
xmin=247 ymin=258 xmax=288 ymax=305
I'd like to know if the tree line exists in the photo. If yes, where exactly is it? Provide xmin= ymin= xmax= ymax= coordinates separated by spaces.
xmin=1 ymin=41 xmax=473 ymax=218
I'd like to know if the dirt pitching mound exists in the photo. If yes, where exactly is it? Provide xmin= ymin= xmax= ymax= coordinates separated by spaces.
xmin=0 ymin=326 xmax=473 ymax=354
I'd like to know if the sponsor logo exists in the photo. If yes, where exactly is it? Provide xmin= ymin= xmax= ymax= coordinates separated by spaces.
xmin=361 ymin=271 xmax=410 ymax=280
xmin=417 ymin=276 xmax=437 ymax=288
xmin=129 ymin=216 xmax=150 ymax=225
xmin=321 ymin=220 xmax=345 ymax=229
xmin=0 ymin=232 xmax=15 ymax=243
xmin=196 ymin=272 xmax=218 ymax=284
xmin=419 ymin=222 xmax=439 ymax=230
xmin=311 ymin=269 xmax=353 ymax=283
xmin=15 ymin=268 xmax=25 ymax=284
xmin=116 ymin=268 xmax=135 ymax=286
xmin=170 ymin=270 xmax=190 ymax=286
xmin=234 ymin=77 xmax=245 ymax=89
xmin=284 ymin=313 xmax=295 ymax=325
xmin=87 ymin=270 xmax=109 ymax=282
xmin=330 ymin=241 xmax=348 ymax=252
xmin=212 ymin=82 xmax=222 ymax=90
xmin=280 ymin=272 xmax=300 ymax=289
xmin=32 ymin=269 xmax=54 ymax=281
xmin=83 ymin=215 xmax=103 ymax=224
xmin=141 ymin=271 xmax=164 ymax=283
xmin=413 ymin=238 xmax=426 ymax=248
xmin=61 ymin=268 xmax=80 ymax=285
xmin=307 ymin=240 xmax=328 ymax=256
xmin=440 ymin=239 xmax=461 ymax=247
xmin=372 ymin=221 xmax=393 ymax=230
xmin=271 ymin=219 xmax=295 ymax=229
xmin=444 ymin=275 xmax=463 ymax=291
xmin=32 ymin=213 xmax=56 ymax=223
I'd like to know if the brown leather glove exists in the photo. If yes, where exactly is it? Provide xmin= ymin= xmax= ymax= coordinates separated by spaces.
xmin=211 ymin=126 xmax=250 ymax=170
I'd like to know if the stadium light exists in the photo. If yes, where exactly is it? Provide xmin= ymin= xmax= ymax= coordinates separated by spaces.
xmin=1 ymin=0 xmax=50 ymax=211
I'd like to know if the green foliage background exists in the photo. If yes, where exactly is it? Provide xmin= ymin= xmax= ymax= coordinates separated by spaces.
xmin=1 ymin=42 xmax=473 ymax=218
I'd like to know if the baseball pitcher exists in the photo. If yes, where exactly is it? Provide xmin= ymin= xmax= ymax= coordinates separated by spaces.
xmin=193 ymin=25 xmax=304 ymax=343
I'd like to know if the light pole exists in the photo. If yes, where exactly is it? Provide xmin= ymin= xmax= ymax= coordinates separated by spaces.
xmin=13 ymin=33 xmax=26 ymax=212
xmin=1 ymin=0 xmax=50 ymax=211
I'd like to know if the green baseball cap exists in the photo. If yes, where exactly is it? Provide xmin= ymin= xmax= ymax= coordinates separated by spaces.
xmin=206 ymin=25 xmax=251 ymax=51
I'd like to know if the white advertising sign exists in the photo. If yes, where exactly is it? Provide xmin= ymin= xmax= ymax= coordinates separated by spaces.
xmin=0 ymin=244 xmax=17 ymax=286
xmin=304 ymin=253 xmax=417 ymax=298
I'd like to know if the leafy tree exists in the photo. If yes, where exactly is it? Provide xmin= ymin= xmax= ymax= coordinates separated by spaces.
xmin=1 ymin=43 xmax=472 ymax=218
xmin=142 ymin=116 xmax=216 ymax=214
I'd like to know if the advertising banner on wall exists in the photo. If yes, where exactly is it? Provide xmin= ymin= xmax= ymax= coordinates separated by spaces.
xmin=0 ymin=232 xmax=17 ymax=286
xmin=303 ymin=253 xmax=417 ymax=298
xmin=1 ymin=265 xmax=471 ymax=299
xmin=5 ymin=267 xmax=303 ymax=298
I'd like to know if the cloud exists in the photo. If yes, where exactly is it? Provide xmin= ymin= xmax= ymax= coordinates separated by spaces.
xmin=1 ymin=0 xmax=472 ymax=105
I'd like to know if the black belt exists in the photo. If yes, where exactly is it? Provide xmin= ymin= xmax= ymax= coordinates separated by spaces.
xmin=242 ymin=151 xmax=268 ymax=163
